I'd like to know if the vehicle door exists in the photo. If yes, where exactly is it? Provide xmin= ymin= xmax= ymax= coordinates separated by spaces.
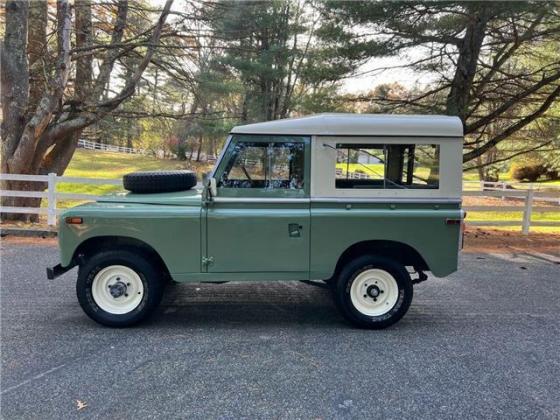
xmin=205 ymin=135 xmax=310 ymax=277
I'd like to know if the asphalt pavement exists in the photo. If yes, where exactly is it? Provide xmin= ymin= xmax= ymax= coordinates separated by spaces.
xmin=1 ymin=240 xmax=559 ymax=419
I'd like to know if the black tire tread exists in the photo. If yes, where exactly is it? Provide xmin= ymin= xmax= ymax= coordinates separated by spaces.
xmin=333 ymin=255 xmax=413 ymax=329
xmin=76 ymin=249 xmax=165 ymax=327
xmin=123 ymin=170 xmax=197 ymax=194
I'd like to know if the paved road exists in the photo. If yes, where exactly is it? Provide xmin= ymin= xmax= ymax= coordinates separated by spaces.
xmin=1 ymin=241 xmax=559 ymax=419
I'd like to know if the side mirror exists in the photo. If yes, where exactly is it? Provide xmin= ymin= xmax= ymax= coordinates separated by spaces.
xmin=208 ymin=177 xmax=217 ymax=197
xmin=203 ymin=176 xmax=217 ymax=202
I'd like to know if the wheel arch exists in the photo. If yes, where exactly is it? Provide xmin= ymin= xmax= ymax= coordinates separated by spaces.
xmin=72 ymin=235 xmax=171 ymax=279
xmin=331 ymin=240 xmax=429 ymax=280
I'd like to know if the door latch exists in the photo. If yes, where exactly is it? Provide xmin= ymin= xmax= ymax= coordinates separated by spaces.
xmin=202 ymin=256 xmax=214 ymax=266
xmin=288 ymin=223 xmax=302 ymax=238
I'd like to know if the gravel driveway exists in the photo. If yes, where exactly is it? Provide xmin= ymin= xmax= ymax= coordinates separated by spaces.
xmin=1 ymin=240 xmax=559 ymax=419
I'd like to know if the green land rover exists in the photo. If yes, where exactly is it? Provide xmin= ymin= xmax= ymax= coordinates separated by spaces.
xmin=48 ymin=113 xmax=465 ymax=329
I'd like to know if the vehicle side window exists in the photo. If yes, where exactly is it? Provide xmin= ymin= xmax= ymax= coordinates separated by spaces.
xmin=219 ymin=141 xmax=305 ymax=190
xmin=335 ymin=143 xmax=439 ymax=189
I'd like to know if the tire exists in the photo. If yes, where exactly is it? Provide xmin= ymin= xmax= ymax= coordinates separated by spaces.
xmin=332 ymin=255 xmax=413 ymax=329
xmin=123 ymin=170 xmax=197 ymax=194
xmin=76 ymin=250 xmax=165 ymax=327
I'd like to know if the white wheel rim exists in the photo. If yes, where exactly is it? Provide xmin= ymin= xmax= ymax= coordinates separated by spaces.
xmin=91 ymin=265 xmax=144 ymax=315
xmin=350 ymin=269 xmax=399 ymax=316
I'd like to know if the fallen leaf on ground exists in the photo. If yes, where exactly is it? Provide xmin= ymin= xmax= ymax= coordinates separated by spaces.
xmin=76 ymin=400 xmax=88 ymax=411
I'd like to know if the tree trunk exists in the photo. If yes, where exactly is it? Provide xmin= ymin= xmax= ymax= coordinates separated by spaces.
xmin=196 ymin=136 xmax=203 ymax=162
xmin=40 ymin=0 xmax=93 ymax=177
xmin=476 ymin=155 xmax=485 ymax=182
xmin=1 ymin=0 xmax=29 ymax=173
xmin=6 ymin=0 xmax=72 ymax=178
xmin=177 ymin=95 xmax=200 ymax=160
xmin=75 ymin=0 xmax=92 ymax=101
xmin=27 ymin=1 xmax=48 ymax=116
xmin=241 ymin=91 xmax=249 ymax=123
xmin=476 ymin=147 xmax=499 ymax=184
xmin=1 ymin=0 xmax=31 ymax=221
xmin=445 ymin=5 xmax=489 ymax=122
xmin=1 ymin=0 xmax=174 ymax=223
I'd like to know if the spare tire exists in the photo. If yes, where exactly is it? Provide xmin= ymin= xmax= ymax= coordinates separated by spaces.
xmin=123 ymin=170 xmax=198 ymax=194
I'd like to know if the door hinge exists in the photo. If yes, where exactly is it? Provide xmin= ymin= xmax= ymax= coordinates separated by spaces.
xmin=202 ymin=256 xmax=214 ymax=266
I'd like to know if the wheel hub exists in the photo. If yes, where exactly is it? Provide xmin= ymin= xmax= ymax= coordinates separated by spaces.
xmin=350 ymin=269 xmax=399 ymax=317
xmin=92 ymin=265 xmax=144 ymax=315
xmin=366 ymin=285 xmax=381 ymax=298
xmin=109 ymin=281 xmax=127 ymax=298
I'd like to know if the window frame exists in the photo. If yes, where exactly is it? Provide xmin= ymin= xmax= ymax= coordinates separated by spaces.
xmin=213 ymin=134 xmax=311 ymax=198
xmin=311 ymin=135 xmax=461 ymax=200
xmin=334 ymin=143 xmax=440 ymax=190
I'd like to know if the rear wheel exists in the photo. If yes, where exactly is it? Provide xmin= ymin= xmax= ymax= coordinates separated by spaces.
xmin=333 ymin=255 xmax=413 ymax=329
xmin=76 ymin=250 xmax=165 ymax=327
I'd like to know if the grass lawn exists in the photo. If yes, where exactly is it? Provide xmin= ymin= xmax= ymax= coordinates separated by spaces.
xmin=467 ymin=211 xmax=560 ymax=234
xmin=66 ymin=149 xmax=191 ymax=178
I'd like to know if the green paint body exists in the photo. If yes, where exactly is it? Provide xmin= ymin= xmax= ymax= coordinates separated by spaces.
xmin=59 ymin=192 xmax=461 ymax=281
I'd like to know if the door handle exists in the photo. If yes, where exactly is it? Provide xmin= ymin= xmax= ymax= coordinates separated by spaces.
xmin=288 ymin=223 xmax=302 ymax=238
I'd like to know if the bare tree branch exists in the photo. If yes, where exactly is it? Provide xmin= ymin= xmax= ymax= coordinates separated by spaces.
xmin=463 ymin=84 xmax=560 ymax=162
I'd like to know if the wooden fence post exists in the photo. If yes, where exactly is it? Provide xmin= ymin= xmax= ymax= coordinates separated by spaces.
xmin=47 ymin=172 xmax=57 ymax=226
xmin=521 ymin=187 xmax=534 ymax=235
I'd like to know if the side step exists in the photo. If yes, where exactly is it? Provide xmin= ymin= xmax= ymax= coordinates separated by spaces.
xmin=46 ymin=263 xmax=74 ymax=280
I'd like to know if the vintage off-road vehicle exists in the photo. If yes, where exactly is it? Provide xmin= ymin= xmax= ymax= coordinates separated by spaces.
xmin=48 ymin=113 xmax=465 ymax=329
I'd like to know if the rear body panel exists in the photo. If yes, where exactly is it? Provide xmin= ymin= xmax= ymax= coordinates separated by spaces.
xmin=310 ymin=201 xmax=462 ymax=278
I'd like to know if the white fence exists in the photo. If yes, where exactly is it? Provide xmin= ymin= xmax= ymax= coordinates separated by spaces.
xmin=77 ymin=139 xmax=218 ymax=161
xmin=462 ymin=180 xmax=559 ymax=234
xmin=336 ymin=168 xmax=371 ymax=179
xmin=463 ymin=179 xmax=560 ymax=195
xmin=78 ymin=139 xmax=145 ymax=154
xmin=1 ymin=174 xmax=559 ymax=234
xmin=0 ymin=173 xmax=121 ymax=226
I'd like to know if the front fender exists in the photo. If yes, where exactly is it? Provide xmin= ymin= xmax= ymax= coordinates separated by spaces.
xmin=58 ymin=202 xmax=201 ymax=275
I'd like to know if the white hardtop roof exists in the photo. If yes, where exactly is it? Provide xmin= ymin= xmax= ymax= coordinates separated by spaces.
xmin=231 ymin=113 xmax=463 ymax=138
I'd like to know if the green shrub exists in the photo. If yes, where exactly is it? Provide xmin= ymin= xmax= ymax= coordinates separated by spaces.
xmin=510 ymin=162 xmax=559 ymax=182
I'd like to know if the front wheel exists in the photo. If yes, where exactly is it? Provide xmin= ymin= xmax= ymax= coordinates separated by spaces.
xmin=333 ymin=255 xmax=413 ymax=329
xmin=76 ymin=250 xmax=165 ymax=327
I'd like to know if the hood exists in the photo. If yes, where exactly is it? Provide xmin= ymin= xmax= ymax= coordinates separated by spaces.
xmin=96 ymin=188 xmax=203 ymax=206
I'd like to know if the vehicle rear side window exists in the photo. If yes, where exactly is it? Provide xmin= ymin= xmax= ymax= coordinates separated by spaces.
xmin=219 ymin=141 xmax=305 ymax=190
xmin=335 ymin=144 xmax=439 ymax=189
